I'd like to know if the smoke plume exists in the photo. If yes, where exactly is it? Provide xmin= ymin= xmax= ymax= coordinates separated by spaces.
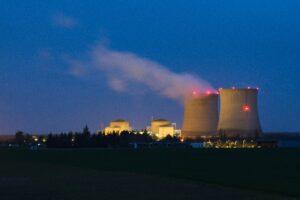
xmin=71 ymin=44 xmax=215 ymax=102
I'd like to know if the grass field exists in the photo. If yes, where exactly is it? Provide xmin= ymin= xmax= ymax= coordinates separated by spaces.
xmin=0 ymin=148 xmax=299 ymax=199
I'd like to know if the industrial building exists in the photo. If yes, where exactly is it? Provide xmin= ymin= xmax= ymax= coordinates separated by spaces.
xmin=217 ymin=88 xmax=262 ymax=137
xmin=104 ymin=119 xmax=132 ymax=134
xmin=182 ymin=93 xmax=219 ymax=139
xmin=149 ymin=119 xmax=177 ymax=139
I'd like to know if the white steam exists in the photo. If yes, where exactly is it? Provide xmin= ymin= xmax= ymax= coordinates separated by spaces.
xmin=70 ymin=44 xmax=215 ymax=102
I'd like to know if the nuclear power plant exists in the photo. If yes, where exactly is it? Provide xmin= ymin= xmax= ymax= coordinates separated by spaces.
xmin=217 ymin=88 xmax=261 ymax=137
xmin=101 ymin=87 xmax=262 ymax=140
xmin=182 ymin=93 xmax=219 ymax=139
xmin=182 ymin=87 xmax=262 ymax=139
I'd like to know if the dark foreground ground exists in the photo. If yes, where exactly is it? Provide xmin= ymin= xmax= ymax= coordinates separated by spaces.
xmin=0 ymin=148 xmax=299 ymax=200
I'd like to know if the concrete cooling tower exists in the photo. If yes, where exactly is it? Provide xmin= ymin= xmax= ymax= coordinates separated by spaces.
xmin=182 ymin=93 xmax=219 ymax=139
xmin=217 ymin=88 xmax=262 ymax=137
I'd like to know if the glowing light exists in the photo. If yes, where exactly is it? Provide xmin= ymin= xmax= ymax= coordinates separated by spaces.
xmin=232 ymin=86 xmax=236 ymax=90
xmin=192 ymin=91 xmax=197 ymax=95
xmin=242 ymin=105 xmax=251 ymax=112
xmin=206 ymin=90 xmax=211 ymax=95
xmin=247 ymin=86 xmax=251 ymax=89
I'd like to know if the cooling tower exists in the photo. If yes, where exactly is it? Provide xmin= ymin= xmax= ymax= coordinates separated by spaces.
xmin=182 ymin=94 xmax=219 ymax=139
xmin=217 ymin=88 xmax=262 ymax=137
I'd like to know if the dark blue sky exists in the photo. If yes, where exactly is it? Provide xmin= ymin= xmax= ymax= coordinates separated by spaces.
xmin=1 ymin=0 xmax=299 ymax=134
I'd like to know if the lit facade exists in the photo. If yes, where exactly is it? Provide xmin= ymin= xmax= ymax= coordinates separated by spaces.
xmin=157 ymin=126 xmax=175 ymax=139
xmin=104 ymin=119 xmax=132 ymax=134
xmin=150 ymin=119 xmax=175 ymax=139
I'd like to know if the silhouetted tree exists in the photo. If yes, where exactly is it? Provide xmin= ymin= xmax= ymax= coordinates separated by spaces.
xmin=160 ymin=135 xmax=180 ymax=143
xmin=82 ymin=125 xmax=90 ymax=135
xmin=46 ymin=133 xmax=54 ymax=147
xmin=44 ymin=126 xmax=156 ymax=148
xmin=15 ymin=131 xmax=25 ymax=145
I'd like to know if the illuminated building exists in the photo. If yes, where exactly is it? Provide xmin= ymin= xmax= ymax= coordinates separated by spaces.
xmin=157 ymin=125 xmax=175 ymax=138
xmin=150 ymin=119 xmax=175 ymax=139
xmin=104 ymin=119 xmax=132 ymax=134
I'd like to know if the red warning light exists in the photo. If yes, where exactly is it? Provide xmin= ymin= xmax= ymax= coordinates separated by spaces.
xmin=242 ymin=105 xmax=251 ymax=112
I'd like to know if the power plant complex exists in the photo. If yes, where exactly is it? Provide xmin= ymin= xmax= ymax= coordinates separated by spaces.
xmin=103 ymin=87 xmax=262 ymax=140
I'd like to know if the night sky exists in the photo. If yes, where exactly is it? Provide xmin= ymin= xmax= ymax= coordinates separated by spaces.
xmin=1 ymin=0 xmax=299 ymax=134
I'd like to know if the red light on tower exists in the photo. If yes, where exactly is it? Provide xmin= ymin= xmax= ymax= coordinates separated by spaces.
xmin=242 ymin=105 xmax=251 ymax=112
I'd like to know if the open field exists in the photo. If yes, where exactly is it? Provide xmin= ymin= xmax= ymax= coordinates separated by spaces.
xmin=0 ymin=148 xmax=299 ymax=199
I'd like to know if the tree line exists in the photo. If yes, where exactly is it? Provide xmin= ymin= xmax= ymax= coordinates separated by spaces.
xmin=14 ymin=125 xmax=180 ymax=148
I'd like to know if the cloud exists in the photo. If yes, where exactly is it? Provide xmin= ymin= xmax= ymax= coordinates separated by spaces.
xmin=66 ymin=58 xmax=87 ymax=77
xmin=108 ymin=78 xmax=127 ymax=92
xmin=52 ymin=13 xmax=77 ymax=28
xmin=68 ymin=43 xmax=215 ymax=102
xmin=35 ymin=48 xmax=56 ymax=70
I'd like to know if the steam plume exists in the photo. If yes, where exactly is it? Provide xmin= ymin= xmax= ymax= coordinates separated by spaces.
xmin=71 ymin=44 xmax=215 ymax=102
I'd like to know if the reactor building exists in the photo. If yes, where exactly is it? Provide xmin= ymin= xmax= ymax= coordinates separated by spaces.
xmin=149 ymin=119 xmax=178 ymax=139
xmin=217 ymin=88 xmax=262 ymax=137
xmin=181 ymin=93 xmax=219 ymax=139
xmin=104 ymin=119 xmax=132 ymax=135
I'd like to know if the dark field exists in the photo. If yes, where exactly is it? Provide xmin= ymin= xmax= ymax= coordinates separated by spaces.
xmin=0 ymin=148 xmax=299 ymax=200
